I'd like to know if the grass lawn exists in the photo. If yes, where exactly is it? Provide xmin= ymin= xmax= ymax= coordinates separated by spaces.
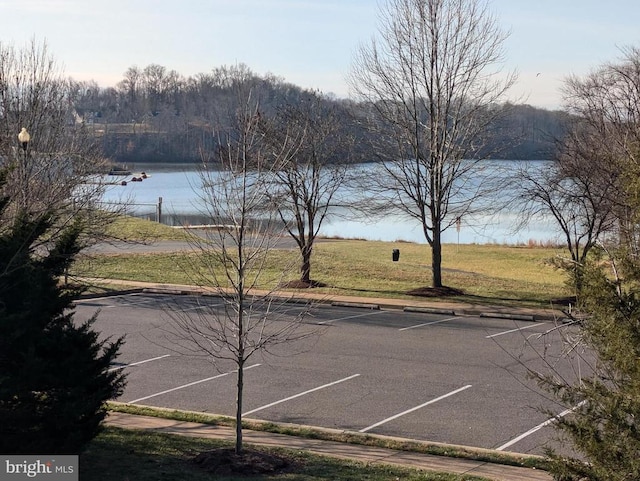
xmin=74 ymin=216 xmax=570 ymax=308
xmin=81 ymin=426 xmax=491 ymax=481
xmin=311 ymin=240 xmax=567 ymax=305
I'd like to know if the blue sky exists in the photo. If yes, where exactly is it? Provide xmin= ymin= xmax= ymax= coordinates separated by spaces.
xmin=1 ymin=0 xmax=638 ymax=109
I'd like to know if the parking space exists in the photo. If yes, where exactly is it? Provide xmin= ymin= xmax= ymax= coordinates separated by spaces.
xmin=75 ymin=292 xmax=575 ymax=455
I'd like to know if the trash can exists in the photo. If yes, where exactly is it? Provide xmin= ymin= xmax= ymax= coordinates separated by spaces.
xmin=392 ymin=249 xmax=400 ymax=262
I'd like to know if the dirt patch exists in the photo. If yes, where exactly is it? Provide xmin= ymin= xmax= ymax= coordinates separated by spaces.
xmin=192 ymin=447 xmax=292 ymax=476
xmin=407 ymin=286 xmax=465 ymax=298
xmin=280 ymin=279 xmax=328 ymax=289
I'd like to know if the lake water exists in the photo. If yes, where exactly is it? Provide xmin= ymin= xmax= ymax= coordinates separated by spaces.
xmin=100 ymin=162 xmax=562 ymax=245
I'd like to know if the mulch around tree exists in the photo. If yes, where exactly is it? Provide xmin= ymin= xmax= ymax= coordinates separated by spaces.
xmin=192 ymin=447 xmax=293 ymax=476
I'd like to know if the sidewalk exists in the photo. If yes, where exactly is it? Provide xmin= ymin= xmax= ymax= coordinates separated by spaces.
xmin=105 ymin=411 xmax=552 ymax=481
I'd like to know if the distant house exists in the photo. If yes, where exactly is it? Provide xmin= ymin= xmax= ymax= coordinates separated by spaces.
xmin=71 ymin=108 xmax=102 ymax=125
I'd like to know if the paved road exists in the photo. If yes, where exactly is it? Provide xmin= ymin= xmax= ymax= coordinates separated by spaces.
xmin=77 ymin=292 xmax=577 ymax=456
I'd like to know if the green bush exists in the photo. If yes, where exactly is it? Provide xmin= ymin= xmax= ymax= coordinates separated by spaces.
xmin=0 ymin=206 xmax=126 ymax=454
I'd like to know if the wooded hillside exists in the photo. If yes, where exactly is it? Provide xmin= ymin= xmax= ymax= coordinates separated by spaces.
xmin=71 ymin=63 xmax=566 ymax=164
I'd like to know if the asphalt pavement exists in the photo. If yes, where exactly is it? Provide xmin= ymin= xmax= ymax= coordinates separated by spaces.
xmin=88 ymin=238 xmax=564 ymax=480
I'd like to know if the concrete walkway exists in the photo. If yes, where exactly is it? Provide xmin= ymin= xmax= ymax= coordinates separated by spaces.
xmin=105 ymin=411 xmax=552 ymax=481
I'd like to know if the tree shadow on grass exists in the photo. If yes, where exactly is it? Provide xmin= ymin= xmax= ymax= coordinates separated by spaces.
xmin=280 ymin=279 xmax=328 ymax=289
xmin=324 ymin=283 xmax=561 ymax=309
xmin=277 ymin=271 xmax=563 ymax=308
xmin=406 ymin=286 xmax=465 ymax=297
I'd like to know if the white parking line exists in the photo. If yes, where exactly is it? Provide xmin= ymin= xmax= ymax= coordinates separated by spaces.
xmin=359 ymin=384 xmax=473 ymax=433
xmin=74 ymin=293 xmax=133 ymax=304
xmin=180 ymin=303 xmax=221 ymax=312
xmin=76 ymin=294 xmax=158 ymax=308
xmin=399 ymin=316 xmax=461 ymax=331
xmin=74 ymin=297 xmax=126 ymax=308
xmin=243 ymin=374 xmax=361 ymax=416
xmin=108 ymin=354 xmax=171 ymax=372
xmin=115 ymin=298 xmax=162 ymax=308
xmin=496 ymin=401 xmax=586 ymax=451
xmin=127 ymin=363 xmax=261 ymax=404
xmin=317 ymin=310 xmax=386 ymax=325
xmin=485 ymin=322 xmax=547 ymax=339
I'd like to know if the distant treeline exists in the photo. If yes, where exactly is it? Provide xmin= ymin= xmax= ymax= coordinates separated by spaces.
xmin=72 ymin=64 xmax=566 ymax=164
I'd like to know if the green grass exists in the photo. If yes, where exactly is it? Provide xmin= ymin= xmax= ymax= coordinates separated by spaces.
xmin=311 ymin=241 xmax=567 ymax=305
xmin=106 ymin=215 xmax=192 ymax=241
xmin=81 ymin=426 xmax=492 ymax=481
xmin=75 ymin=217 xmax=570 ymax=308
xmin=107 ymin=403 xmax=549 ymax=471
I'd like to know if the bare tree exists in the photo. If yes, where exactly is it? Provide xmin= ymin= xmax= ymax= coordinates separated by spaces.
xmin=562 ymin=47 xmax=640 ymax=252
xmin=260 ymin=91 xmax=354 ymax=285
xmin=513 ymin=48 xmax=640 ymax=295
xmin=116 ymin=66 xmax=144 ymax=126
xmin=0 ymin=39 xmax=121 ymax=271
xmin=0 ymin=40 xmax=125 ymax=455
xmin=350 ymin=0 xmax=516 ymax=288
xmin=513 ymin=137 xmax=618 ymax=293
xmin=161 ymin=88 xmax=318 ymax=455
xmin=508 ymin=49 xmax=640 ymax=477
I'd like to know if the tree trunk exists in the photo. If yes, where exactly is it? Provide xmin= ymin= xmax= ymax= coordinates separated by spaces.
xmin=432 ymin=232 xmax=443 ymax=288
xmin=300 ymin=244 xmax=312 ymax=284
xmin=235 ymin=272 xmax=245 ymax=455
xmin=235 ymin=361 xmax=244 ymax=454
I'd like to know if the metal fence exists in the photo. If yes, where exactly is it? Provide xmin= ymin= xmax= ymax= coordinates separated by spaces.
xmin=99 ymin=197 xmax=220 ymax=227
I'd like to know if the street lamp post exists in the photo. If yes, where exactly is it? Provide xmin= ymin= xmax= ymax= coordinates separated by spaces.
xmin=18 ymin=127 xmax=30 ymax=152
xmin=16 ymin=128 xmax=31 ymax=209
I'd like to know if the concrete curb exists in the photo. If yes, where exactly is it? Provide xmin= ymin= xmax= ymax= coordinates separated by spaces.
xmin=480 ymin=312 xmax=536 ymax=322
xmin=404 ymin=306 xmax=457 ymax=315
xmin=105 ymin=405 xmax=552 ymax=481
xmin=78 ymin=278 xmax=564 ymax=324
xmin=331 ymin=301 xmax=381 ymax=309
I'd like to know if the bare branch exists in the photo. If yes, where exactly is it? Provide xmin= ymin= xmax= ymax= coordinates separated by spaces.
xmin=159 ymin=83 xmax=323 ymax=455
xmin=349 ymin=0 xmax=516 ymax=287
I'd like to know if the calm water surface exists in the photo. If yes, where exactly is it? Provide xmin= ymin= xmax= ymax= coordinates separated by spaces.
xmin=100 ymin=162 xmax=562 ymax=245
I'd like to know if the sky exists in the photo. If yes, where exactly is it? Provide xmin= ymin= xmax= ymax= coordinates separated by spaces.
xmin=1 ymin=0 xmax=639 ymax=110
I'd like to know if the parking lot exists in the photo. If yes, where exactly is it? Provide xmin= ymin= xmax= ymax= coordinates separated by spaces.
xmin=76 ymin=292 xmax=576 ymax=455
